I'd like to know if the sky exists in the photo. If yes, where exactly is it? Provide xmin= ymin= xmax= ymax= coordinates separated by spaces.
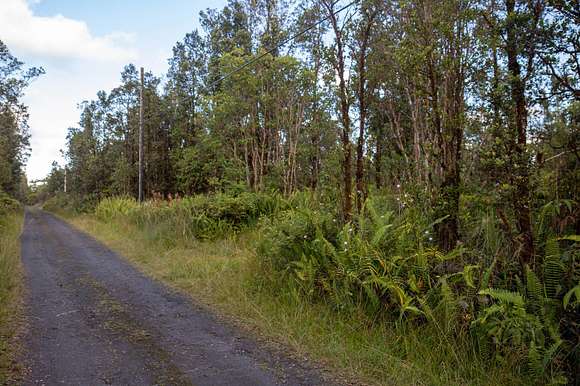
xmin=0 ymin=0 xmax=227 ymax=181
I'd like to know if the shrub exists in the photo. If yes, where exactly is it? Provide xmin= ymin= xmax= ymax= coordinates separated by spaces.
xmin=0 ymin=190 xmax=21 ymax=214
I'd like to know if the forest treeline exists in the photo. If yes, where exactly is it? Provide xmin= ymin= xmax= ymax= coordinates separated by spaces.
xmin=28 ymin=0 xmax=580 ymax=383
xmin=43 ymin=0 xmax=577 ymax=252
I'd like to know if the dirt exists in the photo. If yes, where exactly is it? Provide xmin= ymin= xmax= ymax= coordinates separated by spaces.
xmin=18 ymin=208 xmax=332 ymax=386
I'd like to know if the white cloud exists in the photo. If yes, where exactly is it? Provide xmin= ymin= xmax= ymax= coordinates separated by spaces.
xmin=0 ymin=0 xmax=136 ymax=62
xmin=23 ymin=61 xmax=128 ymax=180
xmin=0 ymin=0 xmax=141 ymax=180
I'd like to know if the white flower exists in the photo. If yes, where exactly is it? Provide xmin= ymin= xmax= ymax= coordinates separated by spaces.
xmin=344 ymin=241 xmax=348 ymax=245
xmin=396 ymin=184 xmax=401 ymax=188
xmin=429 ymin=237 xmax=433 ymax=241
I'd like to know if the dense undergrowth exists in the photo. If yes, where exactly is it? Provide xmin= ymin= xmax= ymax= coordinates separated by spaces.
xmin=0 ymin=193 xmax=23 ymax=384
xmin=47 ymin=191 xmax=579 ymax=385
xmin=258 ymin=197 xmax=580 ymax=384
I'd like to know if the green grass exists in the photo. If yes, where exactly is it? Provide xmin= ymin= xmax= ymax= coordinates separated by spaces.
xmin=0 ymin=211 xmax=24 ymax=384
xmin=65 ymin=213 xmax=526 ymax=386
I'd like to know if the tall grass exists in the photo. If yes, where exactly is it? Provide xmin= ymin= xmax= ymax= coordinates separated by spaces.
xmin=94 ymin=192 xmax=288 ymax=244
xmin=0 ymin=209 xmax=24 ymax=384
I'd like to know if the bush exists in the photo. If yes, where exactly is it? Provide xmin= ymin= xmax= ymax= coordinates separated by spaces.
xmin=0 ymin=191 xmax=21 ymax=214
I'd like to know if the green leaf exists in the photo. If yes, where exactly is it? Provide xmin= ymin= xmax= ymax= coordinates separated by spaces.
xmin=558 ymin=235 xmax=580 ymax=242
xmin=563 ymin=284 xmax=580 ymax=310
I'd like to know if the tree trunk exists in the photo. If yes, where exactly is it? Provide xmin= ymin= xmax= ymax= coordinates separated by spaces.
xmin=323 ymin=0 xmax=352 ymax=221
xmin=505 ymin=0 xmax=535 ymax=268
xmin=375 ymin=134 xmax=382 ymax=189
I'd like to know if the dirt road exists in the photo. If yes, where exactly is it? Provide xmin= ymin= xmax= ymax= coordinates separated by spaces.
xmin=19 ymin=209 xmax=328 ymax=386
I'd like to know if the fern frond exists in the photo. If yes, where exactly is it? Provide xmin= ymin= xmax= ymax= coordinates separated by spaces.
xmin=525 ymin=266 xmax=544 ymax=315
xmin=543 ymin=238 xmax=564 ymax=299
xmin=479 ymin=288 xmax=525 ymax=307
xmin=557 ymin=234 xmax=580 ymax=242
xmin=371 ymin=224 xmax=394 ymax=247
xmin=481 ymin=255 xmax=497 ymax=289
xmin=563 ymin=283 xmax=580 ymax=309
xmin=527 ymin=340 xmax=543 ymax=378
xmin=544 ymin=238 xmax=560 ymax=260
xmin=543 ymin=340 xmax=563 ymax=369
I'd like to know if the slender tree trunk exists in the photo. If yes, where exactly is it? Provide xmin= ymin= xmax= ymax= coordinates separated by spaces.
xmin=425 ymin=4 xmax=464 ymax=253
xmin=355 ymin=94 xmax=367 ymax=213
xmin=375 ymin=133 xmax=382 ymax=189
xmin=505 ymin=0 xmax=535 ymax=267
xmin=310 ymin=54 xmax=322 ymax=191
xmin=437 ymin=87 xmax=463 ymax=252
xmin=355 ymin=7 xmax=377 ymax=213
xmin=323 ymin=0 xmax=352 ymax=221
xmin=355 ymin=41 xmax=368 ymax=213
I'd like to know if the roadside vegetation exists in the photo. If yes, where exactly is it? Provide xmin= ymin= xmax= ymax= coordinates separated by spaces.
xmin=46 ymin=190 xmax=579 ymax=385
xmin=0 ymin=192 xmax=24 ymax=384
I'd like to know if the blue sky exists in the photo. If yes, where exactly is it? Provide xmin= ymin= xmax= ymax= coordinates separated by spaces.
xmin=0 ymin=0 xmax=226 ymax=180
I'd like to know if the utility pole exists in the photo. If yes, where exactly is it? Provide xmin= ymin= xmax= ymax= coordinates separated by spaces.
xmin=139 ymin=67 xmax=144 ymax=202
xmin=64 ymin=167 xmax=67 ymax=193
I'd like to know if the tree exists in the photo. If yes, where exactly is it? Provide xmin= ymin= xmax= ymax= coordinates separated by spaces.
xmin=352 ymin=0 xmax=379 ymax=213
xmin=0 ymin=40 xmax=43 ymax=198
xmin=321 ymin=0 xmax=354 ymax=221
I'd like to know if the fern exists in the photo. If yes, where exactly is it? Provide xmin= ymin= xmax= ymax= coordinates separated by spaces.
xmin=481 ymin=255 xmax=497 ymax=289
xmin=525 ymin=266 xmax=544 ymax=315
xmin=543 ymin=239 xmax=564 ymax=299
xmin=479 ymin=288 xmax=525 ymax=308
xmin=563 ymin=283 xmax=580 ymax=309
xmin=544 ymin=238 xmax=560 ymax=259
xmin=528 ymin=340 xmax=543 ymax=378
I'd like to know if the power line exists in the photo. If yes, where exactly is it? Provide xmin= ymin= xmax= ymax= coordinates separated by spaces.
xmin=208 ymin=0 xmax=360 ymax=90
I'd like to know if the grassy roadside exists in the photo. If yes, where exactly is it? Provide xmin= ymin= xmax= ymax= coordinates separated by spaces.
xmin=62 ymin=212 xmax=524 ymax=386
xmin=0 ymin=211 xmax=24 ymax=384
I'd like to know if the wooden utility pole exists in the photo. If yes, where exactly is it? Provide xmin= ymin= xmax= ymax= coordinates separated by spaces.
xmin=138 ymin=67 xmax=144 ymax=202
xmin=63 ymin=167 xmax=67 ymax=193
